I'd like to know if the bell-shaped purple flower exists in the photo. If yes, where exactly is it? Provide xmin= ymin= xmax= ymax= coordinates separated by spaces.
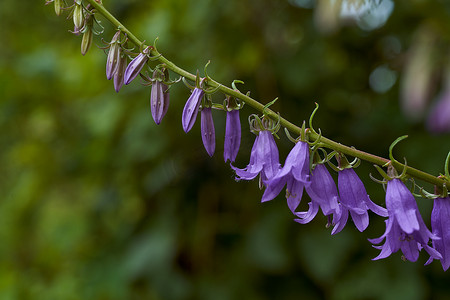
xmin=295 ymin=164 xmax=344 ymax=234
xmin=427 ymin=196 xmax=450 ymax=270
xmin=338 ymin=168 xmax=388 ymax=232
xmin=369 ymin=178 xmax=442 ymax=262
xmin=231 ymin=130 xmax=280 ymax=185
xmin=150 ymin=81 xmax=170 ymax=125
xmin=124 ymin=47 xmax=150 ymax=85
xmin=261 ymin=141 xmax=310 ymax=212
xmin=224 ymin=109 xmax=241 ymax=163
xmin=201 ymin=107 xmax=215 ymax=157
xmin=182 ymin=88 xmax=204 ymax=133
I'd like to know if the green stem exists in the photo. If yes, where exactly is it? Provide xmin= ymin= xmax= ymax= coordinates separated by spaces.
xmin=85 ymin=0 xmax=448 ymax=189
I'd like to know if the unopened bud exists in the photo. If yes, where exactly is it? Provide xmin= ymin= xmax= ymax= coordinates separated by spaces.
xmin=114 ymin=54 xmax=127 ymax=93
xmin=106 ymin=31 xmax=122 ymax=80
xmin=81 ymin=28 xmax=93 ymax=56
xmin=150 ymin=80 xmax=170 ymax=125
xmin=54 ymin=0 xmax=62 ymax=16
xmin=73 ymin=3 xmax=84 ymax=30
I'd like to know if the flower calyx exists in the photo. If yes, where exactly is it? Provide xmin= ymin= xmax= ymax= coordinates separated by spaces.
xmin=248 ymin=114 xmax=280 ymax=137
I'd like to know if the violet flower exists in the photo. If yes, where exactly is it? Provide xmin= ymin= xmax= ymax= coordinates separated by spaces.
xmin=369 ymin=178 xmax=442 ymax=262
xmin=124 ymin=47 xmax=150 ymax=85
xmin=296 ymin=164 xmax=344 ymax=234
xmin=224 ymin=109 xmax=241 ymax=163
xmin=261 ymin=141 xmax=310 ymax=212
xmin=150 ymin=81 xmax=169 ymax=125
xmin=231 ymin=130 xmax=280 ymax=185
xmin=201 ymin=107 xmax=215 ymax=157
xmin=182 ymin=88 xmax=204 ymax=133
xmin=338 ymin=168 xmax=388 ymax=232
xmin=427 ymin=196 xmax=450 ymax=270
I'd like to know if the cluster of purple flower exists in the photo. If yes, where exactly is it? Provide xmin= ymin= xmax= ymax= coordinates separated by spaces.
xmin=229 ymin=117 xmax=449 ymax=269
xmin=107 ymin=36 xmax=450 ymax=270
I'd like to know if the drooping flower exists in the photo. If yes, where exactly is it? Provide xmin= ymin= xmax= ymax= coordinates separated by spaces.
xmin=201 ymin=107 xmax=215 ymax=157
xmin=427 ymin=196 xmax=450 ymax=270
xmin=262 ymin=141 xmax=310 ymax=212
xmin=124 ymin=46 xmax=151 ymax=85
xmin=231 ymin=130 xmax=280 ymax=185
xmin=369 ymin=178 xmax=442 ymax=262
xmin=106 ymin=31 xmax=122 ymax=80
xmin=338 ymin=168 xmax=388 ymax=232
xmin=182 ymin=88 xmax=204 ymax=133
xmin=150 ymin=80 xmax=170 ymax=125
xmin=224 ymin=109 xmax=241 ymax=163
xmin=296 ymin=163 xmax=344 ymax=234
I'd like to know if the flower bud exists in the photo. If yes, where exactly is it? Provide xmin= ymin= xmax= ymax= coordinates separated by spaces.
xmin=182 ymin=88 xmax=204 ymax=133
xmin=224 ymin=109 xmax=241 ymax=162
xmin=106 ymin=31 xmax=122 ymax=80
xmin=81 ymin=28 xmax=93 ymax=56
xmin=73 ymin=3 xmax=84 ymax=30
xmin=54 ymin=0 xmax=62 ymax=16
xmin=150 ymin=81 xmax=170 ymax=125
xmin=201 ymin=107 xmax=215 ymax=157
xmin=113 ymin=54 xmax=127 ymax=93
xmin=124 ymin=47 xmax=150 ymax=85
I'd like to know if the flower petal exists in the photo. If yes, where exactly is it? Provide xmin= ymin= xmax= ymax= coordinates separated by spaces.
xmin=181 ymin=88 xmax=204 ymax=133
xmin=201 ymin=107 xmax=215 ymax=157
xmin=224 ymin=110 xmax=241 ymax=163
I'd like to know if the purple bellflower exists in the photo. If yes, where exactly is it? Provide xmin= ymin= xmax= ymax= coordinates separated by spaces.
xmin=201 ymin=107 xmax=216 ymax=157
xmin=124 ymin=47 xmax=150 ymax=85
xmin=338 ymin=168 xmax=388 ymax=232
xmin=369 ymin=178 xmax=442 ymax=262
xmin=296 ymin=163 xmax=344 ymax=234
xmin=261 ymin=141 xmax=310 ymax=212
xmin=224 ymin=109 xmax=241 ymax=163
xmin=182 ymin=88 xmax=204 ymax=133
xmin=428 ymin=196 xmax=450 ymax=270
xmin=231 ymin=130 xmax=280 ymax=186
xmin=150 ymin=81 xmax=170 ymax=125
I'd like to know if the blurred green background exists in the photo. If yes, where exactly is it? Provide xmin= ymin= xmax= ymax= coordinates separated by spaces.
xmin=1 ymin=0 xmax=450 ymax=299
